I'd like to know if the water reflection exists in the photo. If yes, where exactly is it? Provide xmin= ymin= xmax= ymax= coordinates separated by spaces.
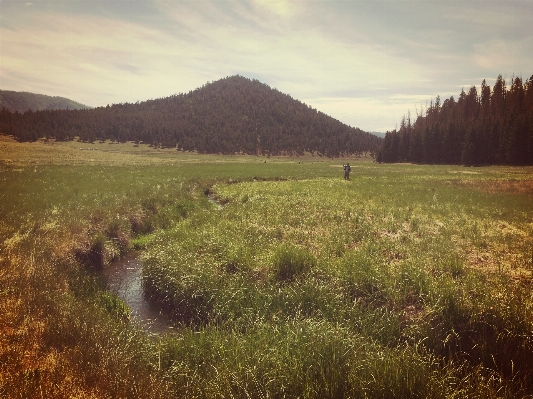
xmin=99 ymin=252 xmax=173 ymax=334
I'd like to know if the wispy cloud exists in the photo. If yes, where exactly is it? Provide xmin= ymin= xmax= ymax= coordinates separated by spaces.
xmin=1 ymin=0 xmax=531 ymax=131
xmin=254 ymin=0 xmax=296 ymax=18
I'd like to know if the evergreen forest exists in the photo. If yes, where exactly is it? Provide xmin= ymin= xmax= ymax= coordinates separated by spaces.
xmin=0 ymin=76 xmax=381 ymax=157
xmin=0 ymin=90 xmax=90 ymax=113
xmin=377 ymin=75 xmax=533 ymax=165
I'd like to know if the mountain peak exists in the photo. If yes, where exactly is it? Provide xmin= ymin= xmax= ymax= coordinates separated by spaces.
xmin=1 ymin=77 xmax=381 ymax=157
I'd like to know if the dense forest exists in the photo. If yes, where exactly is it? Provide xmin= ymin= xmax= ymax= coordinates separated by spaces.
xmin=377 ymin=74 xmax=533 ymax=165
xmin=0 ymin=76 xmax=381 ymax=157
xmin=0 ymin=90 xmax=90 ymax=113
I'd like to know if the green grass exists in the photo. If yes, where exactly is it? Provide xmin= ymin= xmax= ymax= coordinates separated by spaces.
xmin=2 ymin=140 xmax=533 ymax=398
xmin=143 ymin=164 xmax=533 ymax=397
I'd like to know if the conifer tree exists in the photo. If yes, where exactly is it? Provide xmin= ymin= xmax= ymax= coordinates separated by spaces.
xmin=378 ymin=74 xmax=533 ymax=165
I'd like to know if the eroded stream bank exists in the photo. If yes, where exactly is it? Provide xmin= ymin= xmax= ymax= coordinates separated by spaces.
xmin=97 ymin=190 xmax=225 ymax=334
xmin=98 ymin=252 xmax=173 ymax=334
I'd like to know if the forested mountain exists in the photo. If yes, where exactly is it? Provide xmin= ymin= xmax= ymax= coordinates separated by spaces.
xmin=0 ymin=76 xmax=381 ymax=157
xmin=0 ymin=90 xmax=90 ymax=113
xmin=377 ymin=75 xmax=533 ymax=165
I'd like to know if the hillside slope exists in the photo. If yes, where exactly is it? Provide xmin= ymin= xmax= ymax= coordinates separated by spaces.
xmin=0 ymin=90 xmax=90 ymax=113
xmin=0 ymin=76 xmax=381 ymax=156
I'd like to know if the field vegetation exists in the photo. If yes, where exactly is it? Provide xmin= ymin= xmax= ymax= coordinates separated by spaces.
xmin=1 ymin=135 xmax=533 ymax=398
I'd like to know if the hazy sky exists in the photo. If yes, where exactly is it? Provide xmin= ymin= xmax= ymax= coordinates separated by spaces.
xmin=1 ymin=0 xmax=532 ymax=132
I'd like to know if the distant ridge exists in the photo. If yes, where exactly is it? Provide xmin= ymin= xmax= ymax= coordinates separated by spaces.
xmin=0 ymin=90 xmax=90 ymax=113
xmin=0 ymin=76 xmax=381 ymax=157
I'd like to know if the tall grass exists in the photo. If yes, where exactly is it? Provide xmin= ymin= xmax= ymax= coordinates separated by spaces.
xmin=2 ymin=141 xmax=533 ymax=398
xmin=0 ymin=163 xmax=204 ymax=397
xmin=143 ymin=166 xmax=533 ymax=397
xmin=0 ymin=145 xmax=347 ymax=398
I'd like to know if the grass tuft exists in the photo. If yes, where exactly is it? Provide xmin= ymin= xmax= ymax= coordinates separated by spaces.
xmin=272 ymin=243 xmax=317 ymax=282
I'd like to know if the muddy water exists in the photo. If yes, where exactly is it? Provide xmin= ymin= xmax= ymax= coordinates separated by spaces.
xmin=99 ymin=252 xmax=174 ymax=334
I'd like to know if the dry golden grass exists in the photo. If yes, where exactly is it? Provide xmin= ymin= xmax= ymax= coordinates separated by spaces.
xmin=453 ymin=177 xmax=533 ymax=196
xmin=0 ymin=225 xmax=173 ymax=398
xmin=0 ymin=134 xmax=342 ymax=167
xmin=0 ymin=134 xmax=187 ymax=166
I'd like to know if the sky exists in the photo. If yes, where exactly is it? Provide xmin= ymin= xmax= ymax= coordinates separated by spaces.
xmin=1 ymin=0 xmax=532 ymax=132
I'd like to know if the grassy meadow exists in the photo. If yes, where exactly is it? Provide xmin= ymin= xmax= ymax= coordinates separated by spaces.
xmin=1 ymin=135 xmax=533 ymax=398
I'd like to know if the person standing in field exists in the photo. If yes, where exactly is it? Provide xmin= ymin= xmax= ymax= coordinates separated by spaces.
xmin=343 ymin=163 xmax=351 ymax=180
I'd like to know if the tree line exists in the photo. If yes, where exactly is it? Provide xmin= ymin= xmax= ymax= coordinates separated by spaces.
xmin=0 ymin=76 xmax=381 ymax=157
xmin=0 ymin=90 xmax=90 ymax=114
xmin=377 ymin=74 xmax=533 ymax=165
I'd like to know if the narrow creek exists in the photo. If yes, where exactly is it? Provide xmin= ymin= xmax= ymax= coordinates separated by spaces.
xmin=98 ymin=252 xmax=174 ymax=334
xmin=99 ymin=192 xmax=225 ymax=334
xmin=207 ymin=193 xmax=224 ymax=209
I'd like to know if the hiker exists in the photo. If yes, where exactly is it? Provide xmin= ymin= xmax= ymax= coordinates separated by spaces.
xmin=343 ymin=163 xmax=351 ymax=180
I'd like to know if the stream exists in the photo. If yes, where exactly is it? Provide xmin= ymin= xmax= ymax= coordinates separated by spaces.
xmin=99 ymin=252 xmax=173 ymax=334
xmin=207 ymin=193 xmax=224 ymax=209
xmin=98 ymin=193 xmax=223 ymax=334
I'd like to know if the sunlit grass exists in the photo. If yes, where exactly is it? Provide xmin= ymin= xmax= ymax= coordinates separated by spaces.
xmin=144 ymin=166 xmax=533 ymax=397
xmin=2 ymin=136 xmax=533 ymax=398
